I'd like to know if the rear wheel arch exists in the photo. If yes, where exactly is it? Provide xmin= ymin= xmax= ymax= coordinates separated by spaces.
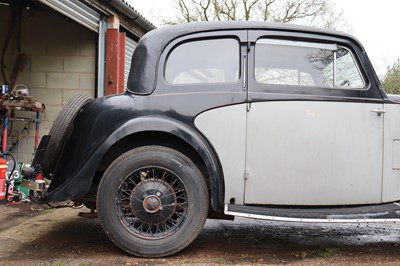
xmin=94 ymin=126 xmax=225 ymax=212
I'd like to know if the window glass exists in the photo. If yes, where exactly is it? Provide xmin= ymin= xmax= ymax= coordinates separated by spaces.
xmin=165 ymin=39 xmax=240 ymax=85
xmin=255 ymin=68 xmax=315 ymax=86
xmin=255 ymin=39 xmax=364 ymax=89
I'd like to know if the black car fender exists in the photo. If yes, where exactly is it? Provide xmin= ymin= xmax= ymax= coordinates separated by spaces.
xmin=42 ymin=115 xmax=225 ymax=211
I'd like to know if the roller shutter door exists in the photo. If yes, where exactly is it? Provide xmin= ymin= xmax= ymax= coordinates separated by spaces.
xmin=37 ymin=0 xmax=100 ymax=32
xmin=124 ymin=37 xmax=137 ymax=89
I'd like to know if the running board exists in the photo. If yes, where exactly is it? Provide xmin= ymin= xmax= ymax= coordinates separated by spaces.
xmin=224 ymin=203 xmax=400 ymax=223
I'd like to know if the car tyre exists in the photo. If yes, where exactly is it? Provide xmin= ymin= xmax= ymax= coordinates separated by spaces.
xmin=97 ymin=146 xmax=209 ymax=258
xmin=42 ymin=94 xmax=91 ymax=179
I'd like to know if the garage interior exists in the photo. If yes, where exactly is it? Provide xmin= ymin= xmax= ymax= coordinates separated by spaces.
xmin=0 ymin=0 xmax=155 ymax=164
xmin=0 ymin=0 xmax=154 ymax=203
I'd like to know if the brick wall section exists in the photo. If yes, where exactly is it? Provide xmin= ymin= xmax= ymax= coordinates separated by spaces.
xmin=0 ymin=6 xmax=96 ymax=163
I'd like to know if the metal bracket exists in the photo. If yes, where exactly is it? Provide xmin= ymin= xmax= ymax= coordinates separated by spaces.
xmin=246 ymin=103 xmax=251 ymax=112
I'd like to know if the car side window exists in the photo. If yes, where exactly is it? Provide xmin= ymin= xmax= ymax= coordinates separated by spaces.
xmin=165 ymin=38 xmax=240 ymax=85
xmin=255 ymin=39 xmax=365 ymax=89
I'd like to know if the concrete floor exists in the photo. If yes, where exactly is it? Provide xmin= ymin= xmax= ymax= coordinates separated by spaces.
xmin=1 ymin=203 xmax=400 ymax=265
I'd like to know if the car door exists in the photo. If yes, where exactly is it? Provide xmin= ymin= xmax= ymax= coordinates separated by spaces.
xmin=244 ymin=31 xmax=384 ymax=206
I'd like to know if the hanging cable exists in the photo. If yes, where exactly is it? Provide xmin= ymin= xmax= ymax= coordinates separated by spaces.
xmin=1 ymin=2 xmax=22 ymax=85
xmin=6 ymin=152 xmax=16 ymax=180
xmin=0 ymin=5 xmax=16 ymax=85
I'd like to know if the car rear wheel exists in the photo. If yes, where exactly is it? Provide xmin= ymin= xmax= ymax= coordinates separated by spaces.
xmin=97 ymin=146 xmax=209 ymax=258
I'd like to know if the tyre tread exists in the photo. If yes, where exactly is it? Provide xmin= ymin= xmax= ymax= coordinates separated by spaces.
xmin=42 ymin=94 xmax=91 ymax=177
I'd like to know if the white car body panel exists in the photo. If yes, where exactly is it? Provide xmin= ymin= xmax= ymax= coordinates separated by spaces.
xmin=382 ymin=104 xmax=400 ymax=202
xmin=245 ymin=101 xmax=383 ymax=205
xmin=196 ymin=101 xmax=386 ymax=206
xmin=195 ymin=104 xmax=247 ymax=204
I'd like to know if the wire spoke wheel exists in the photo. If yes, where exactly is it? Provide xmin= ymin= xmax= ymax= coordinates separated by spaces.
xmin=97 ymin=146 xmax=209 ymax=257
xmin=118 ymin=167 xmax=188 ymax=239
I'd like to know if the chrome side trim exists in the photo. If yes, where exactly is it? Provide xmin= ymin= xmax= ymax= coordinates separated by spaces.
xmin=224 ymin=204 xmax=400 ymax=224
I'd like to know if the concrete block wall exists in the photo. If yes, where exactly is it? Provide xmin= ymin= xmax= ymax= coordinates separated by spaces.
xmin=0 ymin=6 xmax=97 ymax=163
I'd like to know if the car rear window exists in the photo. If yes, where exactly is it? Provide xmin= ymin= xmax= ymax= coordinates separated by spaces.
xmin=165 ymin=38 xmax=240 ymax=85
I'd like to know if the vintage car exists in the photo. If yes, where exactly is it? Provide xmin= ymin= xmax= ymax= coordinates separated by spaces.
xmin=22 ymin=21 xmax=400 ymax=257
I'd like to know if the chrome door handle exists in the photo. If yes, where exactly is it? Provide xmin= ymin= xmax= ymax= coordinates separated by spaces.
xmin=371 ymin=109 xmax=386 ymax=116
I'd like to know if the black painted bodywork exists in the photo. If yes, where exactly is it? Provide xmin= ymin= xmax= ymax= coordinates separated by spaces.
xmin=36 ymin=21 xmax=390 ymax=212
xmin=42 ymin=92 xmax=246 ymax=210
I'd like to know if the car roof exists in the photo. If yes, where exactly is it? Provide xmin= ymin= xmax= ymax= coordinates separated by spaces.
xmin=127 ymin=21 xmax=360 ymax=94
xmin=148 ymin=21 xmax=349 ymax=42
